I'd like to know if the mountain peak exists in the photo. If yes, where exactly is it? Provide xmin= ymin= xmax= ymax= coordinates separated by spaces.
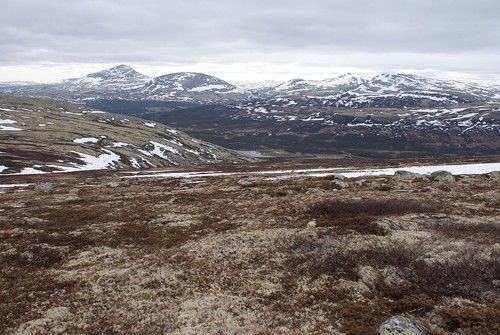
xmin=87 ymin=64 xmax=149 ymax=80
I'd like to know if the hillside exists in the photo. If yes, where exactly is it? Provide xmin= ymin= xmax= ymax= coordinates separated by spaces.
xmin=0 ymin=160 xmax=499 ymax=334
xmin=0 ymin=96 xmax=250 ymax=175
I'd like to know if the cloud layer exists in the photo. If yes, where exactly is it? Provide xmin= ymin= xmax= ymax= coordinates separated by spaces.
xmin=1 ymin=0 xmax=499 ymax=82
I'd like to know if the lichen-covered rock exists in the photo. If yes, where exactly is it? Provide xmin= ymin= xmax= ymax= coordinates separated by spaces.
xmin=238 ymin=179 xmax=256 ymax=187
xmin=330 ymin=179 xmax=350 ymax=189
xmin=307 ymin=220 xmax=317 ymax=229
xmin=357 ymin=265 xmax=378 ymax=289
xmin=378 ymin=315 xmax=426 ymax=335
xmin=371 ymin=218 xmax=402 ymax=234
xmin=394 ymin=170 xmax=424 ymax=180
xmin=35 ymin=182 xmax=57 ymax=191
xmin=430 ymin=170 xmax=455 ymax=182
xmin=488 ymin=171 xmax=500 ymax=181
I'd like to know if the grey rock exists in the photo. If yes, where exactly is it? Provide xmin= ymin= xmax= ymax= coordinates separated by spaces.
xmin=378 ymin=315 xmax=426 ymax=335
xmin=108 ymin=180 xmax=129 ymax=188
xmin=35 ymin=182 xmax=57 ymax=191
xmin=330 ymin=180 xmax=350 ymax=189
xmin=306 ymin=220 xmax=317 ymax=229
xmin=354 ymin=179 xmax=367 ymax=187
xmin=372 ymin=218 xmax=402 ymax=234
xmin=306 ymin=188 xmax=324 ymax=195
xmin=357 ymin=265 xmax=378 ymax=289
xmin=488 ymin=171 xmax=500 ymax=181
xmin=430 ymin=170 xmax=455 ymax=182
xmin=238 ymin=179 xmax=256 ymax=187
xmin=394 ymin=170 xmax=423 ymax=180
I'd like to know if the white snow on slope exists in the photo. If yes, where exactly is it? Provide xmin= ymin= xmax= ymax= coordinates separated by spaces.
xmin=52 ymin=150 xmax=121 ymax=172
xmin=0 ymin=184 xmax=31 ymax=188
xmin=2 ymin=149 xmax=122 ymax=175
xmin=73 ymin=137 xmax=100 ymax=144
xmin=0 ymin=125 xmax=23 ymax=131
xmin=112 ymin=142 xmax=130 ymax=148
xmin=0 ymin=119 xmax=23 ymax=131
xmin=190 ymin=84 xmax=228 ymax=92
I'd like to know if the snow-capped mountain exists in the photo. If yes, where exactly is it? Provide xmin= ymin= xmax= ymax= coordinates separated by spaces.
xmin=61 ymin=64 xmax=151 ymax=93
xmin=141 ymin=72 xmax=249 ymax=102
xmin=0 ymin=65 xmax=498 ymax=107
xmin=246 ymin=73 xmax=498 ymax=108
xmin=272 ymin=74 xmax=368 ymax=95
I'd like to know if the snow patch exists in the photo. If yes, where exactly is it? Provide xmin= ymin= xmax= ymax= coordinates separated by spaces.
xmin=112 ymin=142 xmax=129 ymax=148
xmin=0 ymin=119 xmax=22 ymax=131
xmin=124 ymin=162 xmax=500 ymax=180
xmin=52 ymin=149 xmax=121 ymax=172
xmin=130 ymin=158 xmax=141 ymax=168
xmin=145 ymin=122 xmax=156 ymax=128
xmin=73 ymin=137 xmax=100 ymax=144
xmin=0 ymin=184 xmax=31 ymax=188
xmin=190 ymin=84 xmax=228 ymax=92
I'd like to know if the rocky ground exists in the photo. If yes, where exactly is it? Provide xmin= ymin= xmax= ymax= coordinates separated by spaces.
xmin=0 ymin=161 xmax=499 ymax=334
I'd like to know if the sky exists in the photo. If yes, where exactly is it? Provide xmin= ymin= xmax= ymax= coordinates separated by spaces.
xmin=1 ymin=0 xmax=499 ymax=84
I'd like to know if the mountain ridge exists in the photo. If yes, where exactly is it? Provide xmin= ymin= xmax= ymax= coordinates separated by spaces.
xmin=0 ymin=95 xmax=251 ymax=175
xmin=1 ymin=65 xmax=498 ymax=106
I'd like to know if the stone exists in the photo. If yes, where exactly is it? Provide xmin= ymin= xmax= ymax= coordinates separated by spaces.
xmin=108 ymin=180 xmax=129 ymax=188
xmin=238 ymin=179 xmax=256 ymax=187
xmin=35 ymin=182 xmax=57 ymax=191
xmin=354 ymin=179 xmax=367 ymax=187
xmin=430 ymin=170 xmax=455 ymax=182
xmin=488 ymin=171 xmax=500 ymax=181
xmin=357 ymin=265 xmax=378 ymax=289
xmin=330 ymin=180 xmax=350 ymax=189
xmin=394 ymin=170 xmax=423 ymax=180
xmin=307 ymin=220 xmax=317 ymax=229
xmin=371 ymin=218 xmax=401 ymax=234
xmin=378 ymin=315 xmax=426 ymax=335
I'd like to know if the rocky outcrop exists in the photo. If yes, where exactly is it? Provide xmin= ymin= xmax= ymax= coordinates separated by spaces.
xmin=378 ymin=315 xmax=427 ymax=335
xmin=394 ymin=170 xmax=424 ymax=180
xmin=430 ymin=170 xmax=455 ymax=182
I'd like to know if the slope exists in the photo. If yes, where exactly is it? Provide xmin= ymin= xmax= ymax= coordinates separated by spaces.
xmin=0 ymin=96 xmax=250 ymax=175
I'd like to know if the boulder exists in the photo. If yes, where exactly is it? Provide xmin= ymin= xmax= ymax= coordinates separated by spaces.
xmin=371 ymin=218 xmax=401 ymax=234
xmin=488 ymin=171 xmax=500 ymax=181
xmin=35 ymin=182 xmax=57 ymax=191
xmin=378 ymin=315 xmax=426 ymax=335
xmin=330 ymin=180 xmax=350 ymax=189
xmin=238 ymin=179 xmax=256 ymax=187
xmin=306 ymin=220 xmax=317 ymax=229
xmin=108 ymin=180 xmax=129 ymax=188
xmin=430 ymin=170 xmax=454 ymax=182
xmin=394 ymin=170 xmax=424 ymax=180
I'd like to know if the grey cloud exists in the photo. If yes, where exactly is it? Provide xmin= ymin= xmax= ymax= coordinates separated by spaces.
xmin=0 ymin=0 xmax=499 ymax=80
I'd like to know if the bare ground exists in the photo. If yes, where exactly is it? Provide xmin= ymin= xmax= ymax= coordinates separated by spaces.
xmin=0 ymin=162 xmax=499 ymax=334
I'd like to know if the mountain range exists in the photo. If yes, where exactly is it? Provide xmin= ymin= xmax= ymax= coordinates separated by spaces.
xmin=1 ymin=65 xmax=499 ymax=160
xmin=1 ymin=64 xmax=499 ymax=106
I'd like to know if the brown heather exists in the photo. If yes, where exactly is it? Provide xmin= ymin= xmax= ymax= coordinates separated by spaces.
xmin=0 ymin=161 xmax=499 ymax=334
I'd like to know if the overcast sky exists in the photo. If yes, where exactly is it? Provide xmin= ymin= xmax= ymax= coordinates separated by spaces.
xmin=1 ymin=0 xmax=499 ymax=83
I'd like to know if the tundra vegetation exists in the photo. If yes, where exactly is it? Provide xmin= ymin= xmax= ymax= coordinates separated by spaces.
xmin=0 ymin=163 xmax=499 ymax=334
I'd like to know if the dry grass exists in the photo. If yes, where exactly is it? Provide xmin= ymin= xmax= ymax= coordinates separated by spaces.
xmin=0 ymin=163 xmax=499 ymax=334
